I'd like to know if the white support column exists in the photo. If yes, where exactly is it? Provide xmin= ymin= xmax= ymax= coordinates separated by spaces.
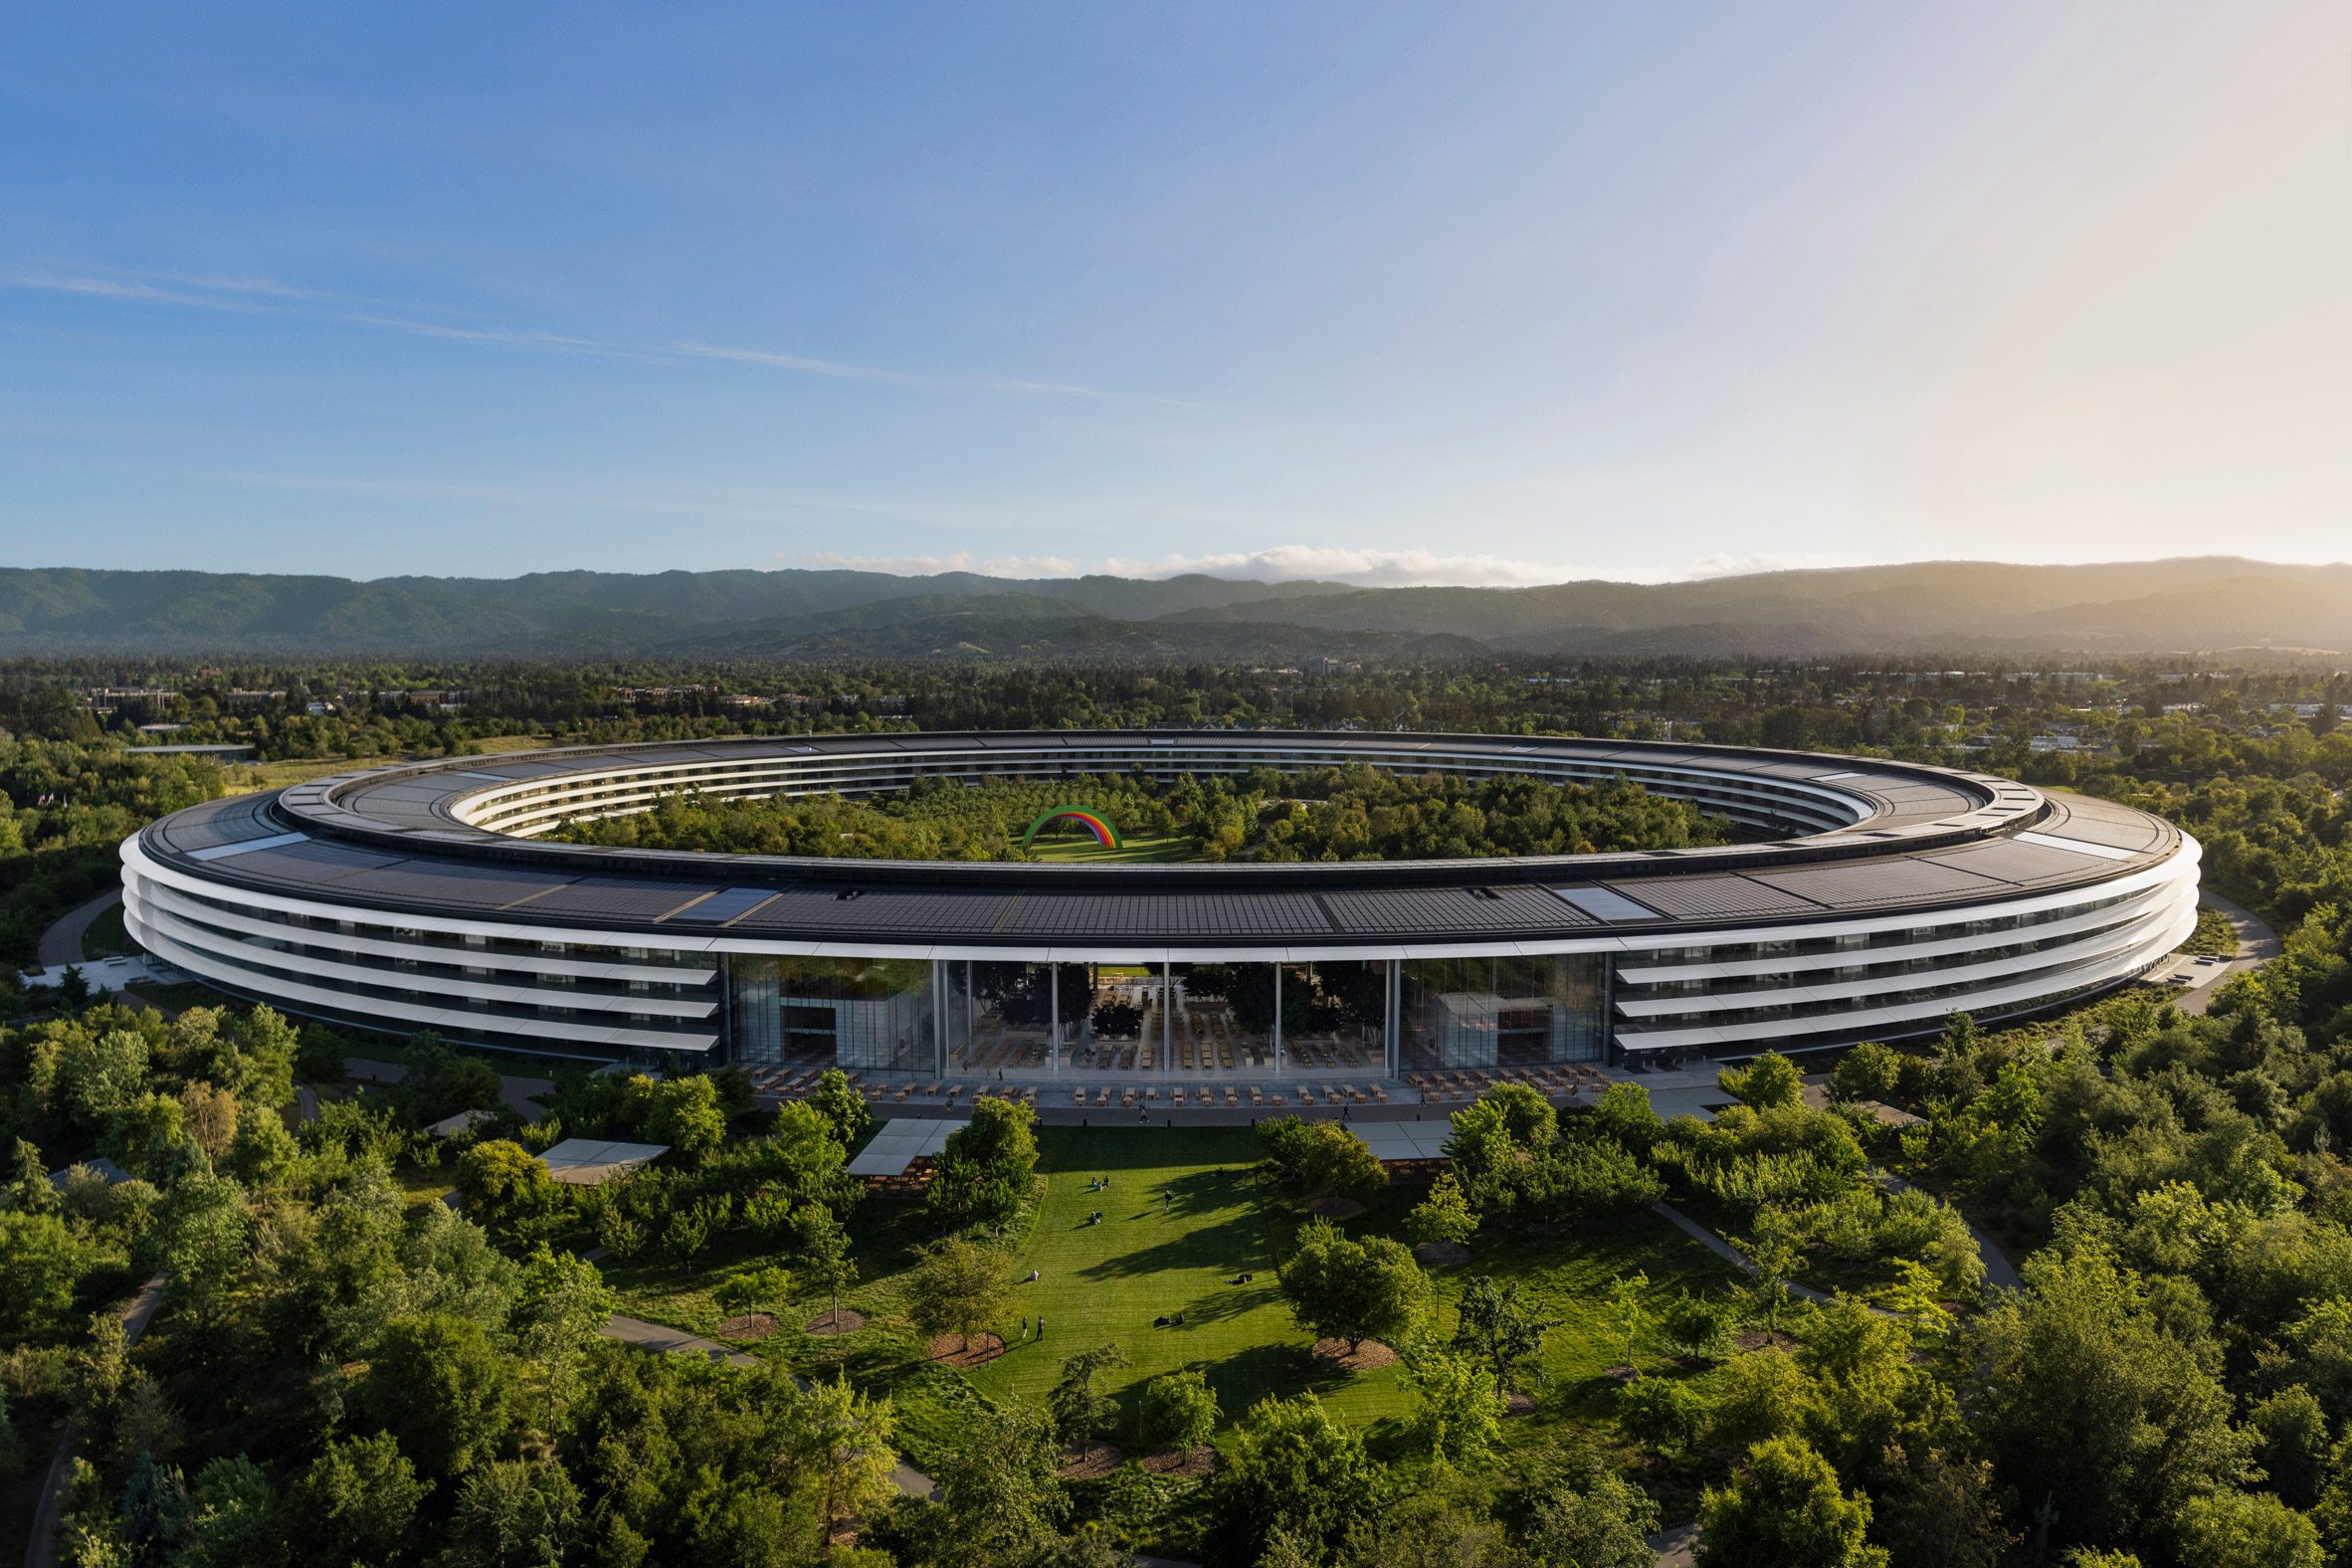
xmin=1386 ymin=959 xmax=1402 ymax=1078
xmin=1050 ymin=961 xmax=1060 ymax=1075
xmin=931 ymin=959 xmax=946 ymax=1079
xmin=1163 ymin=960 xmax=1174 ymax=1071
xmin=1274 ymin=962 xmax=1283 ymax=1075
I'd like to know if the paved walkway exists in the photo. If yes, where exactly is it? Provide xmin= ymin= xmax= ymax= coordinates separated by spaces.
xmin=597 ymin=1312 xmax=938 ymax=1499
xmin=2180 ymin=890 xmax=2281 ymax=1016
xmin=1876 ymin=1169 xmax=2021 ymax=1290
xmin=25 ymin=1276 xmax=166 ymax=1568
xmin=36 ymin=888 xmax=122 ymax=969
xmin=1650 ymin=1201 xmax=1840 ymax=1307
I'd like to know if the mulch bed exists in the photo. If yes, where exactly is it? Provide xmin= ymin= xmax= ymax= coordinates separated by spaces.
xmin=1141 ymin=1448 xmax=1218 ymax=1477
xmin=1311 ymin=1337 xmax=1398 ymax=1372
xmin=803 ymin=1308 xmax=868 ymax=1337
xmin=928 ymin=1331 xmax=1007 ymax=1369
xmin=717 ymin=1312 xmax=778 ymax=1340
xmin=1502 ymin=1391 xmax=1537 ymax=1417
xmin=1732 ymin=1329 xmax=1799 ymax=1354
xmin=1414 ymin=1241 xmax=1471 ymax=1266
xmin=1305 ymin=1197 xmax=1366 ymax=1219
xmin=1059 ymin=1444 xmax=1126 ymax=1480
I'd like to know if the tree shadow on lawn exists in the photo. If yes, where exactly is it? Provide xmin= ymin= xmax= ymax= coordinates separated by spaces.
xmin=1036 ymin=1125 xmax=1262 ymax=1176
xmin=1130 ymin=1279 xmax=1281 ymax=1331
xmin=1071 ymin=1211 xmax=1273 ymax=1283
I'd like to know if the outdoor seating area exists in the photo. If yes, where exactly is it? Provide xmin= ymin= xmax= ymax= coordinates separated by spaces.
xmin=1403 ymin=1062 xmax=1612 ymax=1103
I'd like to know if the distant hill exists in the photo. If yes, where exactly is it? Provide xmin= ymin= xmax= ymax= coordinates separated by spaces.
xmin=0 ymin=558 xmax=2344 ymax=659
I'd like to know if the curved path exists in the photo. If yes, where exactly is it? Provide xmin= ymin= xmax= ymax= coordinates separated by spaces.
xmin=2181 ymin=890 xmax=2280 ymax=1016
xmin=24 ymin=1277 xmax=165 ymax=1568
xmin=36 ymin=888 xmax=122 ymax=970
xmin=599 ymin=1311 xmax=937 ymax=1501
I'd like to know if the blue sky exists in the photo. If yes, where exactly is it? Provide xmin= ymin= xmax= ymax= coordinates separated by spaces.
xmin=3 ymin=3 xmax=2347 ymax=585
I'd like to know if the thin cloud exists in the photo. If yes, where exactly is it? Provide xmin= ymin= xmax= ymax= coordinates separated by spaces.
xmin=775 ymin=544 xmax=1874 ymax=588
xmin=0 ymin=265 xmax=1161 ymax=402
xmin=778 ymin=549 xmax=1088 ymax=578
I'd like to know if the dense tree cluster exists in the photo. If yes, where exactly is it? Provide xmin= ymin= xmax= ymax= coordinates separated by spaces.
xmin=550 ymin=763 xmax=1728 ymax=864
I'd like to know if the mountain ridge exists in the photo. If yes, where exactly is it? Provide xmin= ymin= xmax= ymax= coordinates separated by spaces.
xmin=0 ymin=558 xmax=2343 ymax=658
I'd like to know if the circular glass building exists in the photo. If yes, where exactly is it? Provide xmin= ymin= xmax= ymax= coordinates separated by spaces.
xmin=122 ymin=732 xmax=2196 ymax=1093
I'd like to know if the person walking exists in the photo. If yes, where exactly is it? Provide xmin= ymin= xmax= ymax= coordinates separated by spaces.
xmin=1036 ymin=1315 xmax=1046 ymax=1341
xmin=1020 ymin=1314 xmax=1029 ymax=1340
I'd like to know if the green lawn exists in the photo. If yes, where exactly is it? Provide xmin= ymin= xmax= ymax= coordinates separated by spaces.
xmin=1028 ymin=832 xmax=1198 ymax=864
xmin=949 ymin=1127 xmax=1744 ymax=1439
xmin=81 ymin=900 xmax=133 ymax=960
xmin=603 ymin=1124 xmax=1747 ymax=1461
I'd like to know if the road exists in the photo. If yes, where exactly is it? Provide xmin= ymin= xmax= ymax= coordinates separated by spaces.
xmin=24 ymin=1277 xmax=166 ymax=1568
xmin=2179 ymin=890 xmax=2280 ymax=1016
xmin=36 ymin=889 xmax=122 ymax=969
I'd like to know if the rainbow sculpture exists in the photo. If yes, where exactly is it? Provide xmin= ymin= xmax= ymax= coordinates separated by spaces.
xmin=1021 ymin=807 xmax=1123 ymax=852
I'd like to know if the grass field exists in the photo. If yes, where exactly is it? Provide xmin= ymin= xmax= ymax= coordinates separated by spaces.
xmin=1028 ymin=831 xmax=1198 ymax=865
xmin=594 ymin=1124 xmax=1749 ymax=1464
xmin=81 ymin=900 xmax=131 ymax=960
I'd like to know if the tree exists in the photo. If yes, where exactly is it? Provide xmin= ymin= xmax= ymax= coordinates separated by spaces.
xmin=1964 ymin=1247 xmax=2253 ymax=1547
xmin=1258 ymin=1117 xmax=1387 ymax=1205
xmin=713 ymin=1264 xmax=794 ymax=1321
xmin=788 ymin=1373 xmax=898 ymax=1550
xmin=358 ymin=1314 xmax=516 ymax=1479
xmin=285 ymin=1433 xmax=426 ymax=1567
xmin=645 ymin=1075 xmax=727 ymax=1163
xmin=442 ymin=1458 xmax=583 ymax=1568
xmin=1277 ymin=1219 xmax=1421 ymax=1356
xmin=1523 ymin=1448 xmax=1661 ymax=1568
xmin=226 ymin=1099 xmax=295 ymax=1186
xmin=454 ymin=1139 xmax=560 ymax=1241
xmin=1705 ymin=1352 xmax=1807 ymax=1453
xmin=1831 ymin=1042 xmax=1904 ymax=1104
xmin=907 ymin=1235 xmax=1012 ymax=1353
xmin=1138 ymin=1370 xmax=1220 ymax=1459
xmin=665 ymin=1194 xmax=728 ymax=1262
xmin=176 ymin=1456 xmax=283 ymax=1568
xmin=1606 ymin=1271 xmax=1650 ymax=1370
xmin=120 ymin=1451 xmax=190 ymax=1559
xmin=1718 ymin=1053 xmax=1803 ymax=1111
xmin=1661 ymin=1290 xmax=1735 ymax=1363
xmin=57 ymin=1027 xmax=149 ymax=1134
xmin=927 ymin=1096 xmax=1039 ymax=1230
xmin=1870 ymin=1446 xmax=2014 ymax=1568
xmin=1618 ymin=1376 xmax=1707 ymax=1457
xmin=58 ymin=963 xmax=91 ymax=1009
xmin=1406 ymin=1171 xmax=1477 ymax=1248
xmin=1745 ymin=1209 xmax=1801 ymax=1332
xmin=513 ymin=1246 xmax=614 ymax=1428
xmin=1695 ymin=1436 xmax=1887 ymax=1568
xmin=1400 ymin=1344 xmax=1504 ymax=1463
xmin=1453 ymin=1274 xmax=1558 ymax=1394
xmin=1204 ymin=1395 xmax=1381 ymax=1567
xmin=807 ymin=1068 xmax=873 ymax=1151
xmin=2172 ymin=1489 xmax=2323 ymax=1568
xmin=156 ymin=1168 xmax=250 ymax=1329
xmin=928 ymin=1402 xmax=1070 ymax=1565
xmin=1048 ymin=1342 xmax=1128 ymax=1461
xmin=180 ymin=1079 xmax=240 ymax=1162
xmin=2249 ymin=1386 xmax=2330 ymax=1510
xmin=0 ymin=1210 xmax=88 ymax=1339
xmin=796 ymin=1204 xmax=860 ymax=1329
